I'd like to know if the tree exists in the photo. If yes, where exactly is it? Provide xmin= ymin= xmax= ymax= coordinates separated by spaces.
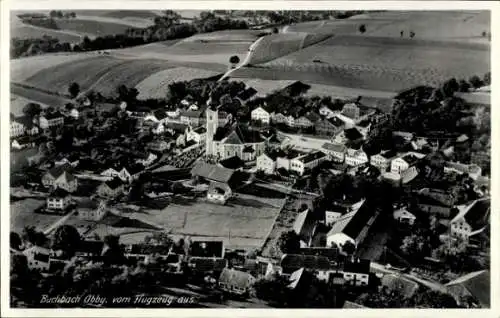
xmin=68 ymin=82 xmax=80 ymax=98
xmin=103 ymin=234 xmax=125 ymax=264
xmin=469 ymin=75 xmax=483 ymax=89
xmin=400 ymin=234 xmax=431 ymax=260
xmin=52 ymin=225 xmax=81 ymax=257
xmin=272 ymin=27 xmax=279 ymax=34
xmin=22 ymin=102 xmax=42 ymax=118
xmin=458 ymin=79 xmax=471 ymax=92
xmin=277 ymin=230 xmax=301 ymax=254
xmin=22 ymin=226 xmax=47 ymax=247
xmin=229 ymin=55 xmax=240 ymax=65
xmin=49 ymin=10 xmax=58 ymax=18
xmin=483 ymin=72 xmax=490 ymax=86
xmin=358 ymin=24 xmax=366 ymax=33
xmin=10 ymin=232 xmax=22 ymax=250
xmin=441 ymin=78 xmax=459 ymax=97
xmin=341 ymin=241 xmax=356 ymax=255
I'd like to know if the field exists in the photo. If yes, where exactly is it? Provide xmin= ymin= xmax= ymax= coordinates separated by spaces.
xmin=73 ymin=10 xmax=159 ymax=19
xmin=262 ymin=35 xmax=490 ymax=91
xmin=11 ymin=25 xmax=84 ymax=43
xmin=125 ymin=187 xmax=286 ymax=250
xmin=10 ymin=199 xmax=61 ymax=234
xmin=136 ymin=67 xmax=222 ymax=99
xmin=54 ymin=18 xmax=134 ymax=37
xmin=11 ymin=85 xmax=72 ymax=110
xmin=229 ymin=78 xmax=297 ymax=97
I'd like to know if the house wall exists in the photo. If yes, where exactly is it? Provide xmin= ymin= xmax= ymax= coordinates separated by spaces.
xmin=418 ymin=203 xmax=452 ymax=218
xmin=325 ymin=211 xmax=342 ymax=226
xmin=450 ymin=218 xmax=472 ymax=240
xmin=11 ymin=121 xmax=25 ymax=137
xmin=345 ymin=153 xmax=368 ymax=167
xmin=327 ymin=233 xmax=356 ymax=250
xmin=391 ymin=159 xmax=409 ymax=174
xmin=47 ymin=197 xmax=70 ymax=210
xmin=251 ymin=108 xmax=270 ymax=124
xmin=257 ymin=155 xmax=276 ymax=174
xmin=343 ymin=272 xmax=369 ymax=286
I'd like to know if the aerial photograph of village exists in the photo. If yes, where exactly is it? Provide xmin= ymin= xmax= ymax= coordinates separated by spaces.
xmin=8 ymin=9 xmax=491 ymax=309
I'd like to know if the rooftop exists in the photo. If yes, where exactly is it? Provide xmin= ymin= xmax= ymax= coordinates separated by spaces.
xmin=191 ymin=162 xmax=234 ymax=184
xmin=327 ymin=202 xmax=373 ymax=240
xmin=322 ymin=142 xmax=346 ymax=153
xmin=343 ymin=258 xmax=370 ymax=274
xmin=452 ymin=198 xmax=490 ymax=231
xmin=344 ymin=128 xmax=363 ymax=141
xmin=297 ymin=151 xmax=327 ymax=164
xmin=281 ymin=254 xmax=334 ymax=274
xmin=214 ymin=123 xmax=265 ymax=144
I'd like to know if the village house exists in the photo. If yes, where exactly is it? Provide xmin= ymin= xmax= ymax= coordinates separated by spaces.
xmin=319 ymin=104 xmax=341 ymax=118
xmin=270 ymin=112 xmax=288 ymax=125
xmin=54 ymin=155 xmax=80 ymax=168
xmin=151 ymin=122 xmax=165 ymax=135
xmin=446 ymin=270 xmax=490 ymax=308
xmin=135 ymin=152 xmax=158 ymax=167
xmin=345 ymin=148 xmax=368 ymax=167
xmin=341 ymin=103 xmax=361 ymax=121
xmin=342 ymin=259 xmax=370 ymax=286
xmin=207 ymin=182 xmax=232 ymax=204
xmin=325 ymin=199 xmax=366 ymax=226
xmin=11 ymin=138 xmax=36 ymax=150
xmin=218 ymin=268 xmax=256 ymax=296
xmin=390 ymin=154 xmax=420 ymax=175
xmin=119 ymin=165 xmax=143 ymax=183
xmin=191 ymin=162 xmax=235 ymax=203
xmin=251 ymin=106 xmax=271 ymax=124
xmin=326 ymin=203 xmax=377 ymax=253
xmin=290 ymin=151 xmax=327 ymax=176
xmin=280 ymin=254 xmax=336 ymax=282
xmin=256 ymin=151 xmax=278 ymax=175
xmin=392 ymin=131 xmax=414 ymax=142
xmin=316 ymin=116 xmax=345 ymax=137
xmin=145 ymin=109 xmax=169 ymax=124
xmin=10 ymin=114 xmax=39 ymax=137
xmin=450 ymin=198 xmax=490 ymax=242
xmin=218 ymin=111 xmax=233 ymax=127
xmin=42 ymin=164 xmax=78 ymax=193
xmin=293 ymin=208 xmax=317 ymax=247
xmin=96 ymin=178 xmax=124 ymax=199
xmin=444 ymin=162 xmax=482 ymax=180
xmin=370 ymin=150 xmax=398 ymax=173
xmin=124 ymin=243 xmax=175 ymax=264
xmin=76 ymin=199 xmax=107 ymax=221
xmin=39 ymin=111 xmax=65 ymax=129
xmin=294 ymin=112 xmax=321 ymax=129
xmin=180 ymin=109 xmax=205 ymax=127
xmin=187 ymin=126 xmax=207 ymax=144
xmin=190 ymin=240 xmax=225 ymax=258
xmin=165 ymin=122 xmax=189 ymax=139
xmin=46 ymin=188 xmax=71 ymax=211
xmin=322 ymin=142 xmax=346 ymax=163
xmin=417 ymin=188 xmax=456 ymax=217
xmin=393 ymin=207 xmax=416 ymax=225
xmin=276 ymin=149 xmax=303 ymax=171
xmin=23 ymin=245 xmax=51 ymax=272
xmin=147 ymin=140 xmax=172 ymax=153
xmin=100 ymin=167 xmax=120 ymax=180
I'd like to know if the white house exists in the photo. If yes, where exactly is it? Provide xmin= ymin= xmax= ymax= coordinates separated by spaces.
xmin=23 ymin=246 xmax=51 ymax=272
xmin=136 ymin=152 xmax=158 ymax=167
xmin=100 ymin=168 xmax=120 ymax=180
xmin=187 ymin=126 xmax=207 ymax=144
xmin=393 ymin=207 xmax=416 ymax=225
xmin=370 ymin=150 xmax=397 ymax=173
xmin=77 ymin=199 xmax=107 ymax=221
xmin=319 ymin=105 xmax=340 ymax=119
xmin=342 ymin=259 xmax=370 ymax=286
xmin=276 ymin=151 xmax=303 ymax=171
xmin=257 ymin=152 xmax=277 ymax=175
xmin=345 ymin=148 xmax=368 ymax=167
xmin=390 ymin=155 xmax=416 ymax=175
xmin=39 ymin=112 xmax=65 ymax=129
xmin=207 ymin=182 xmax=232 ymax=204
xmin=251 ymin=106 xmax=270 ymax=124
xmin=450 ymin=198 xmax=490 ymax=242
xmin=290 ymin=151 xmax=327 ymax=176
xmin=321 ymin=142 xmax=346 ymax=163
xmin=46 ymin=188 xmax=71 ymax=211
xmin=325 ymin=199 xmax=365 ymax=226
xmin=70 ymin=108 xmax=79 ymax=119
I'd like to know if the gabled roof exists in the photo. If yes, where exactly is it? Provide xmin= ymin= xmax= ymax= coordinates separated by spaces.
xmin=189 ymin=257 xmax=227 ymax=272
xmin=47 ymin=163 xmax=74 ymax=179
xmin=44 ymin=111 xmax=64 ymax=120
xmin=237 ymin=87 xmax=258 ymax=101
xmin=297 ymin=151 xmax=326 ymax=164
xmin=343 ymin=259 xmax=370 ymax=274
xmin=49 ymin=188 xmax=70 ymax=198
xmin=180 ymin=109 xmax=203 ymax=118
xmin=166 ymin=122 xmax=188 ymax=132
xmin=193 ymin=126 xmax=207 ymax=134
xmin=219 ymin=268 xmax=254 ymax=289
xmin=103 ymin=178 xmax=123 ymax=190
xmin=12 ymin=115 xmax=37 ymax=129
xmin=76 ymin=198 xmax=101 ymax=210
xmin=327 ymin=202 xmax=373 ymax=240
xmin=446 ymin=270 xmax=490 ymax=308
xmin=400 ymin=154 xmax=420 ymax=166
xmin=214 ymin=123 xmax=264 ymax=144
xmin=219 ymin=156 xmax=245 ymax=170
xmin=280 ymin=254 xmax=333 ymax=273
xmin=153 ymin=109 xmax=168 ymax=120
xmin=190 ymin=240 xmax=224 ymax=258
xmin=328 ymin=116 xmax=346 ymax=127
xmin=322 ymin=142 xmax=346 ymax=153
xmin=260 ymin=151 xmax=279 ymax=161
xmin=127 ymin=243 xmax=172 ymax=256
xmin=191 ymin=162 xmax=234 ymax=184
xmin=357 ymin=119 xmax=371 ymax=128
xmin=293 ymin=209 xmax=316 ymax=241
xmin=288 ymin=267 xmax=305 ymax=289
xmin=344 ymin=128 xmax=363 ymax=141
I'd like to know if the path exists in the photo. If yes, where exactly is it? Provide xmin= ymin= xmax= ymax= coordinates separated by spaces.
xmin=218 ymin=35 xmax=266 ymax=82
xmin=43 ymin=210 xmax=76 ymax=235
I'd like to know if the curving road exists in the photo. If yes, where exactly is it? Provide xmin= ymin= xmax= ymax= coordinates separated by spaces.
xmin=218 ymin=35 xmax=267 ymax=82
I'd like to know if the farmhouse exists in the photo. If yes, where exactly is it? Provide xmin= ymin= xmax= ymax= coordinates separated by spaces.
xmin=343 ymin=259 xmax=370 ymax=286
xmin=76 ymin=199 xmax=107 ymax=221
xmin=39 ymin=111 xmax=64 ymax=129
xmin=251 ymin=106 xmax=271 ymax=124
xmin=393 ymin=207 xmax=416 ymax=225
xmin=97 ymin=178 xmax=124 ymax=199
xmin=325 ymin=199 xmax=365 ymax=226
xmin=293 ymin=208 xmax=317 ymax=247
xmin=124 ymin=243 xmax=175 ymax=263
xmin=326 ymin=203 xmax=377 ymax=252
xmin=370 ymin=150 xmax=398 ymax=173
xmin=46 ymin=188 xmax=71 ymax=211
xmin=390 ymin=154 xmax=419 ymax=175
xmin=322 ymin=142 xmax=346 ymax=163
xmin=450 ymin=198 xmax=490 ymax=242
xmin=345 ymin=148 xmax=368 ymax=167
xmin=187 ymin=126 xmax=207 ymax=144
xmin=23 ymin=246 xmax=51 ymax=272
xmin=42 ymin=164 xmax=78 ymax=193
xmin=276 ymin=149 xmax=303 ymax=171
xmin=257 ymin=151 xmax=279 ymax=175
xmin=218 ymin=268 xmax=256 ymax=296
xmin=11 ymin=138 xmax=36 ymax=150
xmin=316 ymin=117 xmax=345 ymax=137
xmin=10 ymin=114 xmax=39 ymax=137
xmin=191 ymin=162 xmax=235 ymax=185
xmin=180 ymin=109 xmax=205 ymax=127
xmin=206 ymin=107 xmax=266 ymax=162
xmin=290 ymin=151 xmax=327 ymax=176
xmin=417 ymin=188 xmax=455 ymax=217
xmin=145 ymin=109 xmax=169 ymax=124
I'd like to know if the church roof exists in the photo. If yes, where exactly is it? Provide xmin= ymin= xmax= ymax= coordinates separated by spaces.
xmin=213 ymin=123 xmax=264 ymax=144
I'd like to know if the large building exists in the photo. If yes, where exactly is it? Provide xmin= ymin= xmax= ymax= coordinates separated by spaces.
xmin=205 ymin=107 xmax=266 ymax=161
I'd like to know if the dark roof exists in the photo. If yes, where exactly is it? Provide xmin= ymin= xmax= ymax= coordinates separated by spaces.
xmin=261 ymin=151 xmax=279 ymax=161
xmin=103 ymin=178 xmax=123 ymax=190
xmin=282 ymin=81 xmax=311 ymax=96
xmin=180 ymin=110 xmax=203 ymax=118
xmin=357 ymin=119 xmax=371 ymax=128
xmin=322 ymin=142 xmax=346 ymax=153
xmin=191 ymin=162 xmax=234 ymax=184
xmin=219 ymin=268 xmax=254 ymax=289
xmin=44 ymin=111 xmax=64 ymax=120
xmin=237 ymin=87 xmax=258 ymax=101
xmin=127 ymin=243 xmax=172 ymax=256
xmin=327 ymin=203 xmax=373 ymax=240
xmin=190 ymin=241 xmax=224 ymax=258
xmin=328 ymin=116 xmax=345 ymax=127
xmin=417 ymin=194 xmax=452 ymax=208
xmin=293 ymin=209 xmax=316 ymax=242
xmin=281 ymin=254 xmax=333 ymax=274
xmin=49 ymin=188 xmax=70 ymax=198
xmin=166 ymin=122 xmax=188 ymax=132
xmin=47 ymin=163 xmax=74 ymax=179
xmin=153 ymin=109 xmax=168 ymax=120
xmin=298 ymin=151 xmax=326 ymax=164
xmin=379 ymin=150 xmax=398 ymax=159
xmin=343 ymin=259 xmax=370 ymax=274
xmin=401 ymin=154 xmax=420 ymax=166
xmin=76 ymin=198 xmax=100 ymax=210
xmin=77 ymin=240 xmax=104 ymax=255
xmin=305 ymin=112 xmax=321 ymax=123
xmin=189 ymin=257 xmax=227 ymax=272
xmin=193 ymin=126 xmax=207 ymax=134
xmin=464 ymin=199 xmax=490 ymax=231
xmin=219 ymin=156 xmax=245 ymax=170
xmin=213 ymin=123 xmax=264 ymax=144
xmin=344 ymin=128 xmax=363 ymax=141
xmin=13 ymin=115 xmax=36 ymax=129
xmin=48 ymin=259 xmax=67 ymax=273
xmin=123 ymin=164 xmax=143 ymax=175
xmin=34 ymin=251 xmax=50 ymax=263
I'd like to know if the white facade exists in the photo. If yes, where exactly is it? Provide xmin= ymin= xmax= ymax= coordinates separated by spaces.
xmin=393 ymin=208 xmax=416 ymax=225
xmin=251 ymin=107 xmax=270 ymax=124
xmin=326 ymin=233 xmax=356 ymax=249
xmin=345 ymin=149 xmax=368 ymax=167
xmin=257 ymin=154 xmax=276 ymax=175
xmin=23 ymin=246 xmax=51 ymax=272
xmin=47 ymin=196 xmax=70 ymax=210
xmin=187 ymin=129 xmax=206 ymax=144
xmin=325 ymin=211 xmax=343 ymax=226
xmin=343 ymin=271 xmax=369 ymax=286
xmin=78 ymin=201 xmax=107 ymax=221
xmin=101 ymin=168 xmax=120 ymax=179
xmin=10 ymin=120 xmax=25 ymax=138
xmin=370 ymin=154 xmax=392 ymax=172
xmin=391 ymin=157 xmax=410 ymax=174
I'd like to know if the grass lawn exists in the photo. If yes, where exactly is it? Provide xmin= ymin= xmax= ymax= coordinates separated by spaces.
xmin=10 ymin=198 xmax=61 ymax=234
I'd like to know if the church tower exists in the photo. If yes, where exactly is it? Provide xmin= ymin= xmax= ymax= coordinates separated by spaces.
xmin=205 ymin=106 xmax=219 ymax=156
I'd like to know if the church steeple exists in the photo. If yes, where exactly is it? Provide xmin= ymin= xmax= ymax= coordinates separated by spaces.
xmin=205 ymin=106 xmax=218 ymax=156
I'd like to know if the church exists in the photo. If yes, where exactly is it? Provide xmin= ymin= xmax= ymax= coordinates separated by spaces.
xmin=205 ymin=106 xmax=266 ymax=162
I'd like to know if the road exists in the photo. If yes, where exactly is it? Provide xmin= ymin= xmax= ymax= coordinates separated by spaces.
xmin=218 ymin=35 xmax=266 ymax=82
xmin=278 ymin=131 xmax=331 ymax=151
xmin=43 ymin=210 xmax=77 ymax=235
xmin=370 ymin=262 xmax=448 ymax=293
